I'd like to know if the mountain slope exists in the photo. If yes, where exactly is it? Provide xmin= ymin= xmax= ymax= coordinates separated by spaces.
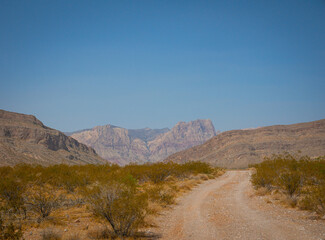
xmin=147 ymin=120 xmax=217 ymax=163
xmin=165 ymin=119 xmax=325 ymax=168
xmin=71 ymin=119 xmax=217 ymax=165
xmin=0 ymin=110 xmax=106 ymax=166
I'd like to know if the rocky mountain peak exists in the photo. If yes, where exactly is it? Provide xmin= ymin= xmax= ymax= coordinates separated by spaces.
xmin=173 ymin=119 xmax=216 ymax=135
xmin=71 ymin=119 xmax=217 ymax=165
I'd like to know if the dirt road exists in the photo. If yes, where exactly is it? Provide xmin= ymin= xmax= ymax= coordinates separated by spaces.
xmin=153 ymin=170 xmax=325 ymax=240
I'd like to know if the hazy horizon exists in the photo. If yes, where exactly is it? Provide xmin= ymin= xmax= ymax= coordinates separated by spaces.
xmin=1 ymin=0 xmax=324 ymax=132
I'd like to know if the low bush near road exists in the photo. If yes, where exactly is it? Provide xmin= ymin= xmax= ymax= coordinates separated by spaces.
xmin=0 ymin=161 xmax=222 ymax=239
xmin=251 ymin=153 xmax=325 ymax=215
xmin=84 ymin=174 xmax=149 ymax=237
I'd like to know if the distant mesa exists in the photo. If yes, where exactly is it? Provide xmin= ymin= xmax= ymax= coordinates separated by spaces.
xmin=165 ymin=119 xmax=325 ymax=168
xmin=70 ymin=119 xmax=218 ymax=165
xmin=0 ymin=109 xmax=106 ymax=166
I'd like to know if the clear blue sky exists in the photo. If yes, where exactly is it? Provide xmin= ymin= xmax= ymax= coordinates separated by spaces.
xmin=1 ymin=0 xmax=324 ymax=132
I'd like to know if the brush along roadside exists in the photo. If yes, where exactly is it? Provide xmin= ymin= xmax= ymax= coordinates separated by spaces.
xmin=251 ymin=153 xmax=325 ymax=218
xmin=0 ymin=162 xmax=223 ymax=239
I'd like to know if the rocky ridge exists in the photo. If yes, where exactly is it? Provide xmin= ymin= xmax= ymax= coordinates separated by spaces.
xmin=71 ymin=119 xmax=217 ymax=165
xmin=165 ymin=119 xmax=325 ymax=168
xmin=0 ymin=109 xmax=106 ymax=166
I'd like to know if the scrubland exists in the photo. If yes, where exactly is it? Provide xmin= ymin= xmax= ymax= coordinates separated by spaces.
xmin=251 ymin=153 xmax=325 ymax=216
xmin=0 ymin=162 xmax=222 ymax=240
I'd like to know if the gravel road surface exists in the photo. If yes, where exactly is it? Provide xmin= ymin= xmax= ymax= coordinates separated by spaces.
xmin=153 ymin=170 xmax=325 ymax=240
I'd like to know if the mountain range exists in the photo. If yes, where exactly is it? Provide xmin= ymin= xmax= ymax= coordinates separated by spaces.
xmin=0 ymin=110 xmax=106 ymax=166
xmin=1 ymin=109 xmax=324 ymax=168
xmin=165 ymin=119 xmax=325 ymax=168
xmin=69 ymin=119 xmax=217 ymax=165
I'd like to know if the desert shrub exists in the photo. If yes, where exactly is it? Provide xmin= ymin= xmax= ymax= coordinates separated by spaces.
xmin=0 ymin=167 xmax=13 ymax=179
xmin=25 ymin=185 xmax=63 ymax=222
xmin=36 ymin=165 xmax=88 ymax=192
xmin=146 ymin=184 xmax=176 ymax=206
xmin=145 ymin=163 xmax=174 ymax=183
xmin=0 ymin=214 xmax=23 ymax=240
xmin=177 ymin=161 xmax=214 ymax=175
xmin=41 ymin=228 xmax=62 ymax=240
xmin=76 ymin=164 xmax=120 ymax=184
xmin=85 ymin=175 xmax=148 ymax=237
xmin=251 ymin=153 xmax=303 ymax=191
xmin=124 ymin=161 xmax=218 ymax=183
xmin=124 ymin=163 xmax=175 ymax=183
xmin=252 ymin=153 xmax=325 ymax=215
xmin=251 ymin=161 xmax=276 ymax=190
xmin=0 ymin=162 xmax=218 ymax=189
xmin=278 ymin=171 xmax=302 ymax=197
xmin=12 ymin=164 xmax=43 ymax=183
xmin=300 ymin=157 xmax=325 ymax=185
xmin=0 ymin=178 xmax=25 ymax=213
xmin=0 ymin=161 xmax=221 ymax=237
xmin=300 ymin=185 xmax=325 ymax=215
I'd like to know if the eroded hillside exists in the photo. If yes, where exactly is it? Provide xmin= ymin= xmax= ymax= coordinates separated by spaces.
xmin=0 ymin=110 xmax=106 ymax=166
xmin=165 ymin=119 xmax=325 ymax=168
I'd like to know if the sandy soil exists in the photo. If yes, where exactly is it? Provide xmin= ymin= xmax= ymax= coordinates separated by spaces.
xmin=152 ymin=170 xmax=325 ymax=240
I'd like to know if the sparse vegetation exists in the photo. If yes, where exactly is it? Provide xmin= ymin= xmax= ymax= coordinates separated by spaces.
xmin=64 ymin=233 xmax=80 ymax=240
xmin=25 ymin=185 xmax=63 ymax=222
xmin=0 ymin=213 xmax=23 ymax=240
xmin=251 ymin=153 xmax=325 ymax=215
xmin=84 ymin=175 xmax=148 ymax=237
xmin=0 ymin=162 xmax=222 ymax=239
xmin=41 ymin=228 xmax=62 ymax=240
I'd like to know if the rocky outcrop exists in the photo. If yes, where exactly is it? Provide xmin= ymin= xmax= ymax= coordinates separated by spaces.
xmin=148 ymin=120 xmax=217 ymax=162
xmin=165 ymin=119 xmax=325 ymax=168
xmin=0 ymin=110 xmax=106 ymax=166
xmin=71 ymin=119 xmax=217 ymax=165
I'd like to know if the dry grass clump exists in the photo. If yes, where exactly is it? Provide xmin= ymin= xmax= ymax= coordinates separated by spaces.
xmin=41 ymin=228 xmax=62 ymax=240
xmin=251 ymin=153 xmax=325 ymax=216
xmin=176 ymin=179 xmax=201 ymax=192
xmin=255 ymin=187 xmax=269 ymax=196
xmin=63 ymin=233 xmax=80 ymax=240
xmin=87 ymin=226 xmax=116 ymax=239
xmin=145 ymin=183 xmax=177 ymax=206
xmin=0 ymin=161 xmax=222 ymax=239
xmin=198 ymin=174 xmax=209 ymax=181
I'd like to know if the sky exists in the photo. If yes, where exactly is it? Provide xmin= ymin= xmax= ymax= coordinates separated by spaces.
xmin=0 ymin=0 xmax=324 ymax=132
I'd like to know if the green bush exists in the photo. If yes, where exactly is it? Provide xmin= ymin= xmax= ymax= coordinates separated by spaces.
xmin=84 ymin=174 xmax=149 ymax=237
xmin=252 ymin=153 xmax=325 ymax=215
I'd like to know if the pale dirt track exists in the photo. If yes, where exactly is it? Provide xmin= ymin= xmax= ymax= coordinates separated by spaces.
xmin=152 ymin=170 xmax=325 ymax=240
